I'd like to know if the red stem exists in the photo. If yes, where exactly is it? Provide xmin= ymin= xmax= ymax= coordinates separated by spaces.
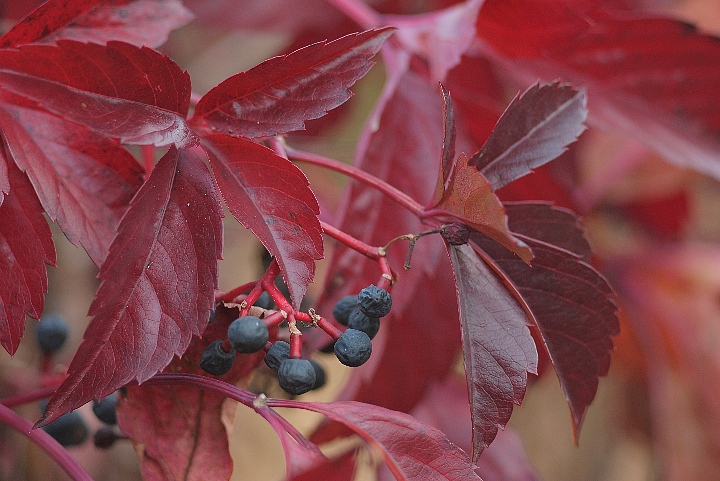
xmin=0 ymin=404 xmax=93 ymax=481
xmin=0 ymin=384 xmax=60 ymax=408
xmin=321 ymin=220 xmax=383 ymax=259
xmin=289 ymin=333 xmax=303 ymax=359
xmin=286 ymin=146 xmax=424 ymax=216
xmin=215 ymin=280 xmax=256 ymax=303
xmin=141 ymin=145 xmax=155 ymax=175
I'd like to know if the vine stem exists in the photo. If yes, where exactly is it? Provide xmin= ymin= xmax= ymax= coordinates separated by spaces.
xmin=0 ymin=384 xmax=60 ymax=408
xmin=285 ymin=146 xmax=425 ymax=216
xmin=0 ymin=404 xmax=93 ymax=481
xmin=320 ymin=220 xmax=382 ymax=259
xmin=324 ymin=0 xmax=381 ymax=29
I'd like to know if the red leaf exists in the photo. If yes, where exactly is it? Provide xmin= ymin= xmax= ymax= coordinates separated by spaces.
xmin=38 ymin=1 xmax=194 ymax=48
xmin=288 ymin=450 xmax=358 ymax=481
xmin=202 ymin=135 xmax=322 ymax=308
xmin=431 ymin=84 xmax=456 ymax=206
xmin=448 ymin=243 xmax=537 ymax=459
xmin=470 ymin=82 xmax=587 ymax=191
xmin=472 ymin=203 xmax=619 ymax=437
xmin=117 ymin=305 xmax=264 ymax=481
xmin=0 ymin=41 xmax=194 ymax=146
xmin=477 ymin=1 xmax=720 ymax=180
xmin=0 ymin=160 xmax=55 ymax=355
xmin=272 ymin=399 xmax=482 ymax=481
xmin=431 ymin=153 xmax=532 ymax=262
xmin=0 ymin=0 xmax=103 ymax=48
xmin=0 ymin=101 xmax=144 ymax=265
xmin=41 ymin=147 xmax=223 ymax=425
xmin=191 ymin=28 xmax=393 ymax=138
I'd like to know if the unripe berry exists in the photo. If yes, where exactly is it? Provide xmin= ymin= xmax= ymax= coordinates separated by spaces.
xmin=442 ymin=223 xmax=470 ymax=245
xmin=228 ymin=316 xmax=268 ymax=353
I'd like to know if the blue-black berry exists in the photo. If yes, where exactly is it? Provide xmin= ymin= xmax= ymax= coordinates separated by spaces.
xmin=334 ymin=329 xmax=372 ymax=367
xmin=93 ymin=426 xmax=119 ymax=449
xmin=228 ymin=316 xmax=269 ymax=353
xmin=357 ymin=285 xmax=392 ymax=318
xmin=277 ymin=358 xmax=316 ymax=395
xmin=92 ymin=392 xmax=118 ymax=425
xmin=310 ymin=359 xmax=326 ymax=390
xmin=200 ymin=340 xmax=236 ymax=376
xmin=254 ymin=292 xmax=274 ymax=310
xmin=347 ymin=308 xmax=380 ymax=339
xmin=36 ymin=314 xmax=69 ymax=353
xmin=264 ymin=341 xmax=290 ymax=372
xmin=332 ymin=295 xmax=358 ymax=326
xmin=42 ymin=410 xmax=89 ymax=447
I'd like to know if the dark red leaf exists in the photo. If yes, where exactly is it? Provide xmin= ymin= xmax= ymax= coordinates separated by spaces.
xmin=202 ymin=135 xmax=322 ymax=308
xmin=288 ymin=450 xmax=357 ymax=481
xmin=41 ymin=147 xmax=223 ymax=425
xmin=431 ymin=84 xmax=456 ymax=205
xmin=272 ymin=399 xmax=482 ymax=481
xmin=448 ymin=243 xmax=537 ymax=459
xmin=191 ymin=28 xmax=393 ymax=138
xmin=477 ymin=0 xmax=720 ymax=180
xmin=0 ymin=0 xmax=103 ymax=48
xmin=471 ymin=202 xmax=619 ymax=437
xmin=0 ymin=101 xmax=144 ymax=265
xmin=469 ymin=82 xmax=587 ymax=191
xmin=0 ymin=160 xmax=55 ymax=355
xmin=117 ymin=305 xmax=264 ymax=481
xmin=39 ymin=1 xmax=194 ymax=48
xmin=0 ymin=41 xmax=194 ymax=146
xmin=431 ymin=153 xmax=532 ymax=262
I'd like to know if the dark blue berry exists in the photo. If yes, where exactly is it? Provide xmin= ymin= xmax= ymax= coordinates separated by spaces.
xmin=254 ymin=292 xmax=274 ymax=310
xmin=92 ymin=392 xmax=118 ymax=425
xmin=200 ymin=340 xmax=236 ymax=376
xmin=334 ymin=329 xmax=372 ymax=367
xmin=278 ymin=358 xmax=316 ymax=395
xmin=347 ymin=308 xmax=380 ymax=339
xmin=228 ymin=316 xmax=268 ymax=353
xmin=93 ymin=426 xmax=118 ymax=449
xmin=264 ymin=341 xmax=290 ymax=372
xmin=332 ymin=295 xmax=358 ymax=326
xmin=36 ymin=314 xmax=69 ymax=353
xmin=357 ymin=285 xmax=392 ymax=318
xmin=42 ymin=410 xmax=89 ymax=447
xmin=310 ymin=360 xmax=326 ymax=390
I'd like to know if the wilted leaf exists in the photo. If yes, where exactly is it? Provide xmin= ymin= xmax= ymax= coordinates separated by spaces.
xmin=0 ymin=41 xmax=194 ymax=147
xmin=202 ymin=135 xmax=322 ymax=308
xmin=191 ymin=28 xmax=393 ymax=138
xmin=273 ymin=399 xmax=482 ymax=481
xmin=470 ymin=82 xmax=587 ymax=191
xmin=41 ymin=147 xmax=223 ymax=425
xmin=448 ymin=243 xmax=537 ymax=459
xmin=472 ymin=202 xmax=618 ymax=436
xmin=0 ymin=100 xmax=144 ymax=265
xmin=0 ymin=160 xmax=55 ymax=355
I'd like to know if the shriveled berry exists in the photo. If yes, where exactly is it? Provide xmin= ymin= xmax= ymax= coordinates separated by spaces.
xmin=93 ymin=426 xmax=119 ymax=449
xmin=347 ymin=308 xmax=380 ymax=339
xmin=310 ymin=360 xmax=326 ymax=390
xmin=228 ymin=316 xmax=269 ymax=353
xmin=36 ymin=314 xmax=69 ymax=353
xmin=278 ymin=358 xmax=316 ymax=395
xmin=332 ymin=295 xmax=358 ymax=326
xmin=200 ymin=340 xmax=236 ymax=376
xmin=92 ymin=392 xmax=118 ymax=425
xmin=334 ymin=329 xmax=372 ymax=367
xmin=264 ymin=341 xmax=290 ymax=372
xmin=254 ymin=291 xmax=274 ymax=310
xmin=357 ymin=285 xmax=392 ymax=318
xmin=442 ymin=223 xmax=470 ymax=245
xmin=42 ymin=410 xmax=89 ymax=447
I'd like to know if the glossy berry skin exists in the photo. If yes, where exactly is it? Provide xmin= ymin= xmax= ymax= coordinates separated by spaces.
xmin=36 ymin=314 xmax=69 ymax=353
xmin=334 ymin=329 xmax=372 ymax=367
xmin=42 ymin=410 xmax=89 ymax=447
xmin=227 ymin=316 xmax=269 ymax=353
xmin=357 ymin=285 xmax=392 ymax=318
xmin=278 ymin=358 xmax=316 ymax=395
xmin=332 ymin=295 xmax=358 ymax=326
xmin=200 ymin=340 xmax=236 ymax=376
xmin=310 ymin=360 xmax=326 ymax=390
xmin=92 ymin=392 xmax=118 ymax=425
xmin=264 ymin=341 xmax=290 ymax=372
xmin=347 ymin=308 xmax=380 ymax=339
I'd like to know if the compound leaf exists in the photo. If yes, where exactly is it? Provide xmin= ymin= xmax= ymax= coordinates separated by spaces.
xmin=203 ymin=134 xmax=322 ymax=308
xmin=41 ymin=147 xmax=223 ymax=425
xmin=448 ymin=243 xmax=537 ymax=460
xmin=0 ymin=160 xmax=55 ymax=355
xmin=191 ymin=28 xmax=393 ymax=138
xmin=470 ymin=82 xmax=587 ymax=191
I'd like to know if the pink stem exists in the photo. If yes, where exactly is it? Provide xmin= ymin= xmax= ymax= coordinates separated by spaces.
xmin=324 ymin=0 xmax=381 ymax=29
xmin=0 ymin=385 xmax=59 ymax=408
xmin=141 ymin=145 xmax=155 ymax=175
xmin=321 ymin=220 xmax=382 ymax=259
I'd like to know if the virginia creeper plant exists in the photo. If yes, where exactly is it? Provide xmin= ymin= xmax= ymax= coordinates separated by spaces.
xmin=1 ymin=0 xmax=719 ymax=479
